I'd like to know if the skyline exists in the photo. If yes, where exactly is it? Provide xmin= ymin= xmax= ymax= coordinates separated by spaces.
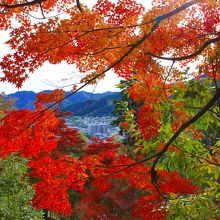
xmin=0 ymin=61 xmax=122 ymax=94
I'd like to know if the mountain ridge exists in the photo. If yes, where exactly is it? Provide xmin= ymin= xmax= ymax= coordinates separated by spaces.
xmin=7 ymin=90 xmax=121 ymax=116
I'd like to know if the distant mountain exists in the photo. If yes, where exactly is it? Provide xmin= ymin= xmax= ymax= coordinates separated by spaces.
xmin=62 ymin=93 xmax=121 ymax=116
xmin=8 ymin=91 xmax=37 ymax=110
xmin=7 ymin=90 xmax=121 ymax=116
xmin=60 ymin=91 xmax=119 ymax=109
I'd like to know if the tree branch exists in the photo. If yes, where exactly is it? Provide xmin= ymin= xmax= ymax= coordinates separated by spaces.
xmin=151 ymin=89 xmax=220 ymax=194
xmin=0 ymin=0 xmax=47 ymax=9
xmin=177 ymin=146 xmax=220 ymax=167
xmin=39 ymin=2 xmax=45 ymax=18
xmin=148 ymin=37 xmax=220 ymax=61
xmin=76 ymin=0 xmax=83 ymax=13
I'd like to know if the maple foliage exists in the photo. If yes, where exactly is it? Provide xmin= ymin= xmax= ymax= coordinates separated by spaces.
xmin=0 ymin=94 xmax=88 ymax=215
xmin=0 ymin=0 xmax=219 ymax=87
xmin=0 ymin=0 xmax=220 ymax=219
xmin=29 ymin=156 xmax=87 ymax=216
xmin=0 ymin=102 xmax=201 ymax=218
xmin=75 ymin=138 xmax=200 ymax=219
xmin=0 ymin=109 xmax=59 ymax=157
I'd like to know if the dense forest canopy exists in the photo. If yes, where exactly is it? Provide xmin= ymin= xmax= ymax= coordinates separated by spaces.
xmin=0 ymin=0 xmax=219 ymax=219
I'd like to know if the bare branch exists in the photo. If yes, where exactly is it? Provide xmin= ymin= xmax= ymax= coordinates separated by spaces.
xmin=39 ymin=2 xmax=45 ymax=18
xmin=21 ymin=10 xmax=46 ymax=19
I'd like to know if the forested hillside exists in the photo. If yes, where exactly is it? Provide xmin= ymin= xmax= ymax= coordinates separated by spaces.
xmin=8 ymin=91 xmax=120 ymax=116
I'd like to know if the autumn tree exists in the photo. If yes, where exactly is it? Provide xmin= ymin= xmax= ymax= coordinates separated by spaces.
xmin=0 ymin=0 xmax=219 ymax=219
xmin=0 ymin=98 xmax=44 ymax=220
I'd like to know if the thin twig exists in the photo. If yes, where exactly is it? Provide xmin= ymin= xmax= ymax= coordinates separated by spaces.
xmin=39 ymin=2 xmax=45 ymax=18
